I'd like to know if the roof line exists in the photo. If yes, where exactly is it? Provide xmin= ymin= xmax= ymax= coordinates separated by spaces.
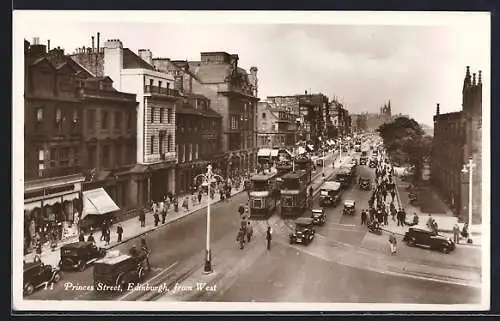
xmin=69 ymin=57 xmax=96 ymax=77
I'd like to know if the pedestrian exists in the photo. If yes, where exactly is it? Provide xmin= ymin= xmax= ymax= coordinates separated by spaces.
xmin=198 ymin=190 xmax=203 ymax=205
xmin=182 ymin=197 xmax=189 ymax=212
xmin=116 ymin=224 xmax=123 ymax=242
xmin=246 ymin=222 xmax=253 ymax=243
xmin=453 ymin=223 xmax=460 ymax=244
xmin=191 ymin=193 xmax=197 ymax=206
xmin=361 ymin=210 xmax=367 ymax=225
xmin=461 ymin=222 xmax=469 ymax=239
xmin=78 ymin=231 xmax=85 ymax=242
xmin=173 ymin=197 xmax=179 ymax=212
xmin=388 ymin=233 xmax=397 ymax=255
xmin=151 ymin=201 xmax=157 ymax=217
xmin=104 ymin=229 xmax=110 ymax=246
xmin=397 ymin=209 xmax=404 ymax=227
xmin=309 ymin=186 xmax=314 ymax=199
xmin=237 ymin=228 xmax=245 ymax=250
xmin=412 ymin=213 xmax=419 ymax=226
xmin=153 ymin=212 xmax=159 ymax=227
xmin=87 ymin=232 xmax=95 ymax=243
xmin=141 ymin=238 xmax=151 ymax=271
xmin=391 ymin=190 xmax=396 ymax=202
xmin=266 ymin=226 xmax=272 ymax=250
xmin=139 ymin=208 xmax=146 ymax=227
xmin=383 ymin=209 xmax=388 ymax=226
xmin=426 ymin=214 xmax=433 ymax=229
xmin=161 ymin=205 xmax=167 ymax=224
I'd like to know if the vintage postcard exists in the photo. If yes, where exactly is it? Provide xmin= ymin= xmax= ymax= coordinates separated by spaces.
xmin=12 ymin=10 xmax=490 ymax=311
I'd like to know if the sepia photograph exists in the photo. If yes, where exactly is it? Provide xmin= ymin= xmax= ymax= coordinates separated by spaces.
xmin=12 ymin=10 xmax=490 ymax=311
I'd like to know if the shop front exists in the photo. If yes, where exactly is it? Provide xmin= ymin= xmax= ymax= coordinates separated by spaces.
xmin=79 ymin=187 xmax=120 ymax=233
xmin=24 ymin=174 xmax=85 ymax=253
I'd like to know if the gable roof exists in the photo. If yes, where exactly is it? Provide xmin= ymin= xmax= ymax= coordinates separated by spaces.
xmin=123 ymin=48 xmax=156 ymax=71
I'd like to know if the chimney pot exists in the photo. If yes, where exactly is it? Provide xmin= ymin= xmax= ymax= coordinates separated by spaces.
xmin=97 ymin=32 xmax=100 ymax=52
xmin=47 ymin=39 xmax=50 ymax=51
xmin=436 ymin=103 xmax=440 ymax=115
xmin=472 ymin=73 xmax=476 ymax=85
xmin=91 ymin=36 xmax=95 ymax=52
xmin=478 ymin=70 xmax=482 ymax=84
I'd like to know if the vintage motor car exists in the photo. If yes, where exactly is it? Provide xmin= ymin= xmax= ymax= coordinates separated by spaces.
xmin=59 ymin=241 xmax=107 ymax=272
xmin=23 ymin=260 xmax=61 ymax=296
xmin=359 ymin=177 xmax=372 ymax=191
xmin=403 ymin=226 xmax=456 ymax=254
xmin=342 ymin=200 xmax=356 ymax=215
xmin=311 ymin=208 xmax=326 ymax=225
xmin=359 ymin=156 xmax=368 ymax=165
xmin=319 ymin=181 xmax=341 ymax=207
xmin=289 ymin=217 xmax=315 ymax=245
xmin=369 ymin=158 xmax=378 ymax=168
xmin=93 ymin=250 xmax=148 ymax=291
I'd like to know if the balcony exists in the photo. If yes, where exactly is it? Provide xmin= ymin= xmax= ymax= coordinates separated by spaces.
xmin=26 ymin=165 xmax=83 ymax=181
xmin=144 ymin=85 xmax=180 ymax=98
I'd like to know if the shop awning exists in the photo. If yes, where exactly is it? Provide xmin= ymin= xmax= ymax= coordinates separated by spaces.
xmin=270 ymin=149 xmax=279 ymax=157
xmin=62 ymin=192 xmax=79 ymax=202
xmin=24 ymin=201 xmax=42 ymax=212
xmin=44 ymin=197 xmax=62 ymax=206
xmin=82 ymin=188 xmax=119 ymax=219
xmin=257 ymin=148 xmax=272 ymax=157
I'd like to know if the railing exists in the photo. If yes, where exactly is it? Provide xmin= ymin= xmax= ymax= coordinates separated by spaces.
xmin=26 ymin=165 xmax=83 ymax=180
xmin=144 ymin=85 xmax=180 ymax=97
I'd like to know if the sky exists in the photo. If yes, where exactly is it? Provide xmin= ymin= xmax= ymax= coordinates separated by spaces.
xmin=14 ymin=11 xmax=490 ymax=126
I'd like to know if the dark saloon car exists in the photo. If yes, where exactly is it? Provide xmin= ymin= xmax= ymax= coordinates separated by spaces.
xmin=23 ymin=261 xmax=61 ymax=296
xmin=311 ymin=208 xmax=326 ymax=225
xmin=289 ymin=217 xmax=315 ymax=245
xmin=403 ymin=227 xmax=455 ymax=254
xmin=369 ymin=158 xmax=378 ymax=168
xmin=59 ymin=241 xmax=107 ymax=271
xmin=359 ymin=156 xmax=368 ymax=165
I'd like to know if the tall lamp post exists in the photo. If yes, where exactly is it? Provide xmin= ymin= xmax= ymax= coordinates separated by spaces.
xmin=461 ymin=157 xmax=475 ymax=244
xmin=194 ymin=164 xmax=224 ymax=274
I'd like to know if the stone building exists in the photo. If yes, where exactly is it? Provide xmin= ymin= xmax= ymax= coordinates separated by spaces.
xmin=174 ymin=95 xmax=223 ymax=194
xmin=256 ymin=101 xmax=295 ymax=148
xmin=431 ymin=66 xmax=482 ymax=223
xmin=73 ymin=37 xmax=179 ymax=203
xmin=23 ymin=38 xmax=139 ymax=251
xmin=186 ymin=52 xmax=259 ymax=177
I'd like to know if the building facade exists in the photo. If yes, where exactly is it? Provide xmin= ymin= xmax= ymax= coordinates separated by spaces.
xmin=431 ymin=66 xmax=482 ymax=223
xmin=24 ymin=39 xmax=86 ymax=251
xmin=73 ymin=38 xmax=179 ymax=203
xmin=256 ymin=101 xmax=295 ymax=148
xmin=187 ymin=52 xmax=259 ymax=177
xmin=174 ymin=95 xmax=223 ymax=194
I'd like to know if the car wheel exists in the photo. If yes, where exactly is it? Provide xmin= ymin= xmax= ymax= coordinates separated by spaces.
xmin=78 ymin=260 xmax=86 ymax=272
xmin=24 ymin=283 xmax=35 ymax=296
xmin=407 ymin=238 xmax=415 ymax=247
xmin=52 ymin=272 xmax=61 ymax=283
xmin=441 ymin=246 xmax=450 ymax=254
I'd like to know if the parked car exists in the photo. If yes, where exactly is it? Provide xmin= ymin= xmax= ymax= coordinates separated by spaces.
xmin=402 ymin=226 xmax=455 ymax=254
xmin=23 ymin=261 xmax=61 ymax=296
xmin=289 ymin=217 xmax=315 ymax=245
xmin=311 ymin=208 xmax=326 ymax=225
xmin=59 ymin=241 xmax=107 ymax=271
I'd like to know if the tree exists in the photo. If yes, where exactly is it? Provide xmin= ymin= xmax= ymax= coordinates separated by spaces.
xmin=377 ymin=117 xmax=433 ymax=181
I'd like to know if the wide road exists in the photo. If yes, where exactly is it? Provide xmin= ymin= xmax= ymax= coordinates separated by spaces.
xmin=27 ymin=154 xmax=335 ymax=301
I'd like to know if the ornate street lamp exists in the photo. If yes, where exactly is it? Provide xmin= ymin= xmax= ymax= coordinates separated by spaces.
xmin=193 ymin=164 xmax=224 ymax=273
xmin=461 ymin=157 xmax=475 ymax=244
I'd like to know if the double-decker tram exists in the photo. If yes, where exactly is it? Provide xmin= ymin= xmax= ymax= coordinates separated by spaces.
xmin=280 ymin=170 xmax=309 ymax=217
xmin=248 ymin=172 xmax=279 ymax=219
xmin=293 ymin=154 xmax=313 ymax=184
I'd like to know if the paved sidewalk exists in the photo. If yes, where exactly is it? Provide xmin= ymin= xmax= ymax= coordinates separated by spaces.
xmin=384 ymin=176 xmax=482 ymax=246
xmin=24 ymin=185 xmax=246 ymax=267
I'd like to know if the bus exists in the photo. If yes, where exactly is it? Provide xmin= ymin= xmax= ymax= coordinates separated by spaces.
xmin=293 ymin=154 xmax=313 ymax=184
xmin=280 ymin=170 xmax=309 ymax=217
xmin=248 ymin=172 xmax=279 ymax=218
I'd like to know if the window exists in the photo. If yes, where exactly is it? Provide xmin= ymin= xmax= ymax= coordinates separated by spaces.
xmin=150 ymin=136 xmax=155 ymax=155
xmin=158 ymin=81 xmax=162 ymax=88
xmin=35 ymin=107 xmax=44 ymax=125
xmin=115 ymin=111 xmax=121 ymax=129
xmin=195 ymin=144 xmax=199 ymax=159
xmin=87 ymin=110 xmax=96 ymax=129
xmin=167 ymin=134 xmax=172 ymax=152
xmin=72 ymin=109 xmax=78 ymax=128
xmin=182 ymin=144 xmax=186 ymax=162
xmin=159 ymin=108 xmax=164 ymax=123
xmin=188 ymin=144 xmax=192 ymax=161
xmin=102 ymin=145 xmax=109 ymax=168
xmin=50 ymin=148 xmax=56 ymax=161
xmin=159 ymin=133 xmax=164 ymax=155
xmin=150 ymin=107 xmax=155 ymax=123
xmin=101 ymin=111 xmax=108 ymax=129
xmin=167 ymin=109 xmax=172 ymax=123
xmin=231 ymin=116 xmax=238 ymax=130
xmin=127 ymin=112 xmax=132 ymax=129
xmin=149 ymin=79 xmax=153 ymax=87
xmin=176 ymin=144 xmax=179 ymax=162
xmin=262 ymin=112 xmax=266 ymax=119
xmin=55 ymin=108 xmax=63 ymax=131
xmin=115 ymin=144 xmax=122 ymax=166
xmin=167 ymin=83 xmax=170 ymax=90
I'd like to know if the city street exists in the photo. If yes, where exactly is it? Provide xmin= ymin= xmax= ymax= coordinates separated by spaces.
xmin=26 ymin=150 xmax=481 ymax=304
